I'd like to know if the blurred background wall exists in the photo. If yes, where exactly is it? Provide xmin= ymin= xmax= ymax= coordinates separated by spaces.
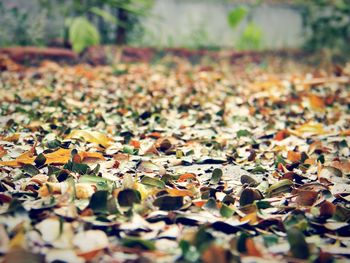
xmin=0 ymin=0 xmax=304 ymax=49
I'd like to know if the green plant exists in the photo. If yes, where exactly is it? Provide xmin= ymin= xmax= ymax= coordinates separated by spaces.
xmin=227 ymin=6 xmax=248 ymax=29
xmin=39 ymin=0 xmax=153 ymax=52
xmin=299 ymin=0 xmax=350 ymax=59
xmin=227 ymin=3 xmax=264 ymax=50
xmin=237 ymin=22 xmax=263 ymax=50
xmin=68 ymin=17 xmax=100 ymax=53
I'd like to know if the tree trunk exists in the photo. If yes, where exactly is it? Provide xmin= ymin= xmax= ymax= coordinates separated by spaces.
xmin=115 ymin=1 xmax=130 ymax=45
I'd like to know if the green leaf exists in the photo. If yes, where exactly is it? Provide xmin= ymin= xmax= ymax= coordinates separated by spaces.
xmin=237 ymin=22 xmax=263 ymax=50
xmin=263 ymin=234 xmax=278 ymax=247
xmin=284 ymin=212 xmax=308 ymax=232
xmin=228 ymin=7 xmax=248 ymax=29
xmin=266 ymin=179 xmax=293 ymax=197
xmin=255 ymin=200 xmax=272 ymax=209
xmin=80 ymin=175 xmax=113 ymax=191
xmin=333 ymin=205 xmax=350 ymax=222
xmin=89 ymin=190 xmax=109 ymax=214
xmin=122 ymin=145 xmax=135 ymax=154
xmin=194 ymin=227 xmax=214 ymax=252
xmin=237 ymin=232 xmax=249 ymax=253
xmin=117 ymin=189 xmax=141 ymax=207
xmin=121 ymin=237 xmax=155 ymax=251
xmin=46 ymin=139 xmax=61 ymax=149
xmin=274 ymin=154 xmax=286 ymax=167
xmin=153 ymin=195 xmax=183 ymax=211
xmin=220 ymin=204 xmax=234 ymax=218
xmin=22 ymin=164 xmax=39 ymax=176
xmin=69 ymin=16 xmax=100 ymax=53
xmin=64 ymin=161 xmax=89 ymax=175
xmin=287 ymin=227 xmax=310 ymax=259
xmin=210 ymin=168 xmax=223 ymax=184
xmin=237 ymin=129 xmax=251 ymax=138
xmin=251 ymin=165 xmax=267 ymax=174
xmin=240 ymin=174 xmax=258 ymax=186
xmin=141 ymin=176 xmax=165 ymax=188
xmin=34 ymin=153 xmax=46 ymax=168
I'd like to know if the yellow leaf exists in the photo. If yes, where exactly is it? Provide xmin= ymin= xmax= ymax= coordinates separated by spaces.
xmin=66 ymin=130 xmax=113 ymax=148
xmin=0 ymin=147 xmax=104 ymax=167
xmin=167 ymin=188 xmax=194 ymax=197
xmin=0 ymin=150 xmax=35 ymax=167
xmin=78 ymin=151 xmax=105 ymax=161
xmin=291 ymin=122 xmax=326 ymax=137
xmin=2 ymin=133 xmax=20 ymax=142
xmin=309 ymin=94 xmax=325 ymax=112
xmin=45 ymin=148 xmax=71 ymax=165
xmin=9 ymin=228 xmax=25 ymax=249
xmin=240 ymin=212 xmax=258 ymax=224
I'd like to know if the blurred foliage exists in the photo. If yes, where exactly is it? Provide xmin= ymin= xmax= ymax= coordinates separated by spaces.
xmin=227 ymin=7 xmax=248 ymax=29
xmin=227 ymin=2 xmax=264 ymax=50
xmin=68 ymin=17 xmax=100 ymax=53
xmin=237 ymin=22 xmax=263 ymax=50
xmin=299 ymin=0 xmax=350 ymax=58
xmin=39 ymin=0 xmax=153 ymax=51
xmin=0 ymin=2 xmax=46 ymax=46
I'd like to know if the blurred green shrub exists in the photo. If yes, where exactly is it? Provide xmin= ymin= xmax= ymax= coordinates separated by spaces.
xmin=227 ymin=4 xmax=263 ymax=50
xmin=0 ymin=2 xmax=46 ymax=46
xmin=68 ymin=17 xmax=100 ymax=53
xmin=41 ymin=0 xmax=153 ymax=52
xmin=299 ymin=0 xmax=350 ymax=58
xmin=237 ymin=22 xmax=263 ymax=50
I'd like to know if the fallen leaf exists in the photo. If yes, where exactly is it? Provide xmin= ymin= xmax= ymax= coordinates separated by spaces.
xmin=66 ymin=130 xmax=113 ymax=148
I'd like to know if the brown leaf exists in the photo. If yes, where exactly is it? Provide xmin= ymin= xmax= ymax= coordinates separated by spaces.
xmin=319 ymin=201 xmax=336 ymax=218
xmin=295 ymin=190 xmax=319 ymax=206
xmin=202 ymin=245 xmax=228 ymax=263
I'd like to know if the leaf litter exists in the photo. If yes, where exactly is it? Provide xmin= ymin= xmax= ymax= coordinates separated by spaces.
xmin=0 ymin=58 xmax=350 ymax=262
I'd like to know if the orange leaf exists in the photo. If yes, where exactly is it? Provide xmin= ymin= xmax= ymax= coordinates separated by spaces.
xmin=78 ymin=152 xmax=105 ymax=161
xmin=0 ymin=146 xmax=7 ymax=158
xmin=147 ymin=132 xmax=162 ymax=139
xmin=193 ymin=200 xmax=206 ymax=207
xmin=287 ymin=151 xmax=301 ymax=163
xmin=340 ymin=130 xmax=350 ymax=136
xmin=130 ymin=139 xmax=141 ymax=149
xmin=245 ymin=238 xmax=262 ymax=257
xmin=309 ymin=94 xmax=325 ymax=111
xmin=275 ymin=130 xmax=289 ymax=141
xmin=177 ymin=173 xmax=197 ymax=182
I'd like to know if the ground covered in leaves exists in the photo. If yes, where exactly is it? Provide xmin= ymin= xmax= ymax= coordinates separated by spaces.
xmin=0 ymin=56 xmax=350 ymax=263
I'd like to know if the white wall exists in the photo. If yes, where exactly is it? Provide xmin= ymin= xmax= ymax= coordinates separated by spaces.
xmin=0 ymin=0 xmax=305 ymax=48
xmin=139 ymin=0 xmax=304 ymax=48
